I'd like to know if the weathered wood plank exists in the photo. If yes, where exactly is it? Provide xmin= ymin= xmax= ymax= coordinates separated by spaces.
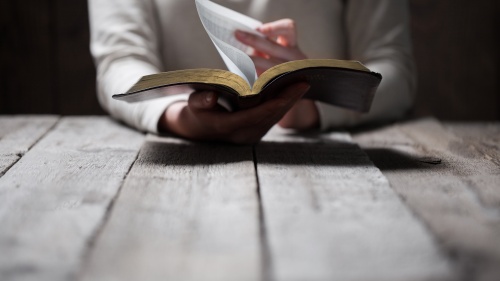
xmin=441 ymin=122 xmax=500 ymax=210
xmin=0 ymin=117 xmax=144 ymax=281
xmin=353 ymin=118 xmax=500 ymax=281
xmin=79 ymin=134 xmax=261 ymax=281
xmin=0 ymin=116 xmax=59 ymax=176
xmin=443 ymin=122 xmax=500 ymax=166
xmin=256 ymin=127 xmax=453 ymax=281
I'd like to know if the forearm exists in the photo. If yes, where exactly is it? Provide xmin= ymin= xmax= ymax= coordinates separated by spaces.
xmin=89 ymin=0 xmax=190 ymax=133
xmin=96 ymin=57 xmax=190 ymax=133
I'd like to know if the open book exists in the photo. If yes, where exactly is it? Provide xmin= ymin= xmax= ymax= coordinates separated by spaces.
xmin=112 ymin=0 xmax=382 ymax=112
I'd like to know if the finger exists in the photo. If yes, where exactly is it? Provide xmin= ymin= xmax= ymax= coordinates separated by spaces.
xmin=210 ymin=82 xmax=310 ymax=135
xmin=253 ymin=49 xmax=269 ymax=59
xmin=229 ymin=82 xmax=311 ymax=142
xmin=257 ymin=19 xmax=297 ymax=47
xmin=239 ymin=82 xmax=311 ymax=130
xmin=235 ymin=30 xmax=304 ymax=61
xmin=188 ymin=82 xmax=310 ymax=140
xmin=263 ymin=82 xmax=311 ymax=122
xmin=251 ymin=56 xmax=284 ymax=75
xmin=188 ymin=91 xmax=218 ymax=111
xmin=278 ymin=99 xmax=320 ymax=130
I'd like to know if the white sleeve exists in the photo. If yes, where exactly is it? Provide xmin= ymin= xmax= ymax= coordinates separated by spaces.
xmin=316 ymin=0 xmax=416 ymax=130
xmin=88 ymin=0 xmax=189 ymax=133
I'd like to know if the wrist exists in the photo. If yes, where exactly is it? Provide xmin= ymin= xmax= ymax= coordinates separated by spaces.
xmin=278 ymin=100 xmax=319 ymax=130
xmin=158 ymin=101 xmax=189 ymax=134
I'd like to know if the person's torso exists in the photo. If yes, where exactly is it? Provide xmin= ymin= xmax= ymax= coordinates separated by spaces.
xmin=154 ymin=0 xmax=347 ymax=71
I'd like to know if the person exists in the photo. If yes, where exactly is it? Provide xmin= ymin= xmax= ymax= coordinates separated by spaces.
xmin=88 ymin=0 xmax=415 ymax=144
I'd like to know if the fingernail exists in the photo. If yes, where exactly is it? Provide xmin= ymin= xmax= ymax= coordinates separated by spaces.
xmin=205 ymin=92 xmax=214 ymax=103
xmin=256 ymin=26 xmax=268 ymax=34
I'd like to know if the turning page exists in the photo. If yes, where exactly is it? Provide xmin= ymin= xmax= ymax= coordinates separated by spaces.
xmin=195 ymin=0 xmax=262 ymax=85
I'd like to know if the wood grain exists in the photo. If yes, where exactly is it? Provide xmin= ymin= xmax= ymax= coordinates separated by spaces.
xmin=441 ymin=122 xmax=500 ymax=209
xmin=443 ymin=122 xmax=500 ymax=166
xmin=255 ymin=127 xmax=453 ymax=281
xmin=0 ymin=116 xmax=58 ymax=176
xmin=353 ymin=118 xmax=500 ymax=281
xmin=80 ymin=134 xmax=261 ymax=281
xmin=0 ymin=117 xmax=143 ymax=281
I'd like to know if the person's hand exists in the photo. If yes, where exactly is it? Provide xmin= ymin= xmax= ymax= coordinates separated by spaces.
xmin=235 ymin=19 xmax=319 ymax=130
xmin=235 ymin=19 xmax=306 ymax=76
xmin=158 ymin=82 xmax=310 ymax=144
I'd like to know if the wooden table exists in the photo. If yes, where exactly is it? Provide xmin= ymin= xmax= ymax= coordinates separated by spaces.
xmin=0 ymin=116 xmax=499 ymax=281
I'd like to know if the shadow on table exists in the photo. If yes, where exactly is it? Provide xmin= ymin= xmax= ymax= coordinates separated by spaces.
xmin=137 ymin=139 xmax=253 ymax=166
xmin=259 ymin=128 xmax=443 ymax=171
xmin=361 ymin=148 xmax=442 ymax=171
xmin=140 ymin=135 xmax=442 ymax=171
xmin=256 ymin=141 xmax=442 ymax=171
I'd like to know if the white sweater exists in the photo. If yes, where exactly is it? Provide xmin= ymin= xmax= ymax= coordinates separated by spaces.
xmin=88 ymin=0 xmax=415 ymax=133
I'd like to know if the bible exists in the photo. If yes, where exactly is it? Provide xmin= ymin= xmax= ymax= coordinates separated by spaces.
xmin=112 ymin=0 xmax=382 ymax=112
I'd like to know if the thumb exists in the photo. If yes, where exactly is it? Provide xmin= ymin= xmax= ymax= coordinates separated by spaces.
xmin=188 ymin=91 xmax=218 ymax=111
xmin=282 ymin=82 xmax=311 ymax=105
xmin=271 ymin=82 xmax=310 ymax=119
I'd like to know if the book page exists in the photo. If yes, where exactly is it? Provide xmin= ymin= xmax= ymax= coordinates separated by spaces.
xmin=195 ymin=0 xmax=262 ymax=86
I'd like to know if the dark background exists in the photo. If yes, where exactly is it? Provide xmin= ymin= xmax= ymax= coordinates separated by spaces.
xmin=1 ymin=0 xmax=498 ymax=120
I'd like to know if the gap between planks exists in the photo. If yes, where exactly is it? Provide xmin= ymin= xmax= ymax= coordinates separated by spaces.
xmin=77 ymin=145 xmax=142 ymax=279
xmin=252 ymin=145 xmax=273 ymax=281
xmin=0 ymin=115 xmax=60 ymax=177
xmin=254 ymin=127 xmax=453 ymax=281
xmin=0 ymin=116 xmax=145 ymax=281
xmin=78 ymin=134 xmax=262 ymax=281
xmin=353 ymin=118 xmax=500 ymax=281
